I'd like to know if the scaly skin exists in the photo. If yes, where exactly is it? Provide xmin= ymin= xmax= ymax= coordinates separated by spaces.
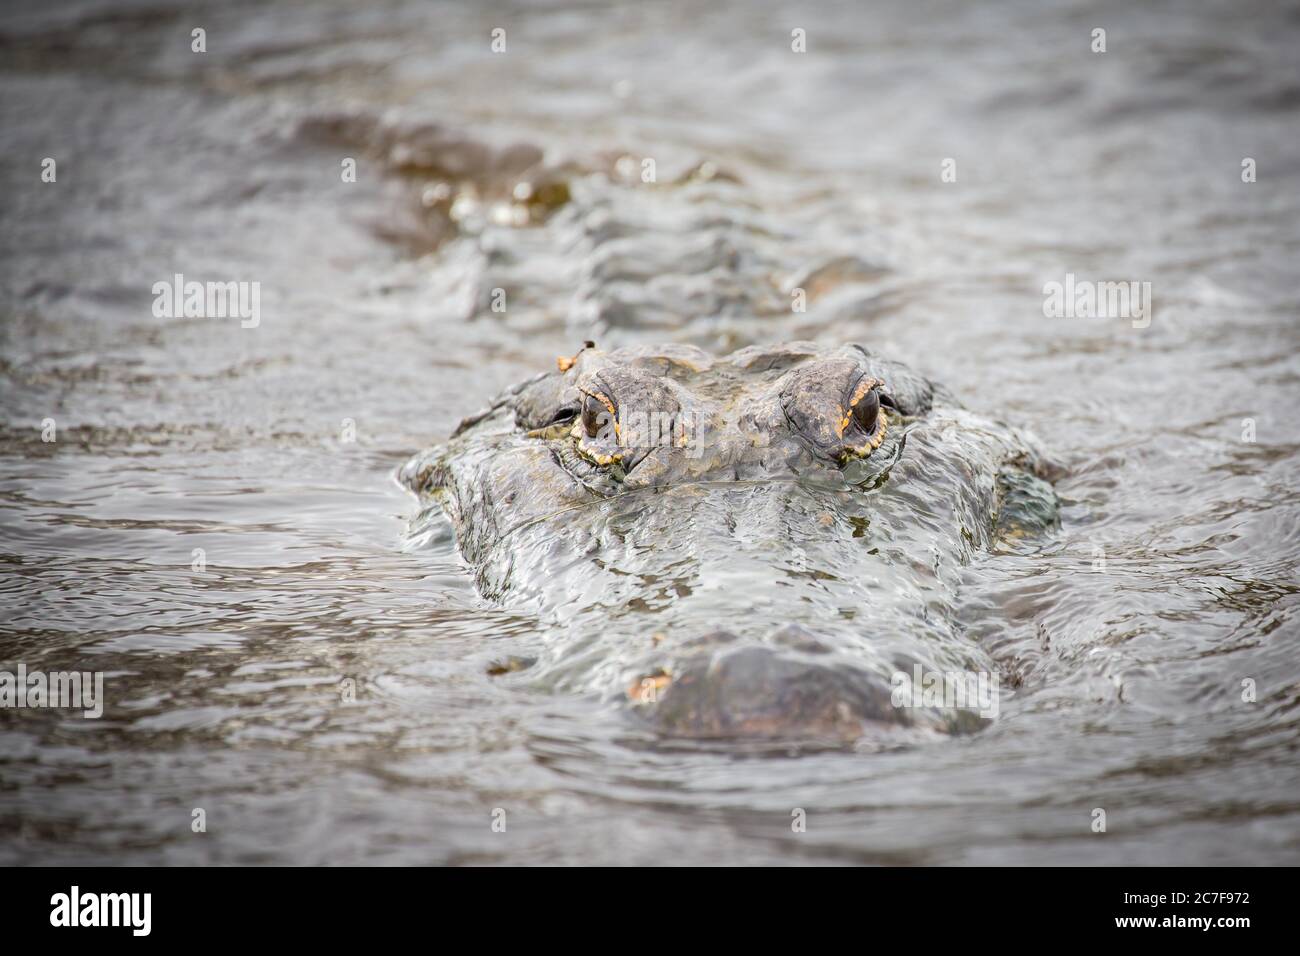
xmin=401 ymin=342 xmax=1058 ymax=746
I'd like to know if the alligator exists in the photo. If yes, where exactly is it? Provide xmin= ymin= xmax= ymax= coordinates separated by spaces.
xmin=400 ymin=341 xmax=1059 ymax=747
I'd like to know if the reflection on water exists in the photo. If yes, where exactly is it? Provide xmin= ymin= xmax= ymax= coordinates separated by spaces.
xmin=2 ymin=0 xmax=1299 ymax=864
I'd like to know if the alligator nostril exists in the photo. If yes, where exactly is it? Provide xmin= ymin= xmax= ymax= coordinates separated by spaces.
xmin=771 ymin=623 xmax=832 ymax=654
xmin=645 ymin=646 xmax=905 ymax=744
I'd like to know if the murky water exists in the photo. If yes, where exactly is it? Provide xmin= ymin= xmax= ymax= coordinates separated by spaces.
xmin=2 ymin=0 xmax=1299 ymax=864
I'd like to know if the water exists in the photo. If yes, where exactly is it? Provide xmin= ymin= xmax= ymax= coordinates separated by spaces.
xmin=1 ymin=0 xmax=1298 ymax=864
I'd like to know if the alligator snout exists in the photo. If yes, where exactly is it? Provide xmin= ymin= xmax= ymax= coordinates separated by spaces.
xmin=638 ymin=629 xmax=909 ymax=746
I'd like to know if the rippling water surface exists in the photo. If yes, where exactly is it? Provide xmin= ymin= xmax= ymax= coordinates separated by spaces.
xmin=2 ymin=0 xmax=1299 ymax=864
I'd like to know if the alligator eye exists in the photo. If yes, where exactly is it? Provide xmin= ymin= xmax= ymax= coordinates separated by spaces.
xmin=581 ymin=393 xmax=609 ymax=438
xmin=852 ymin=388 xmax=881 ymax=434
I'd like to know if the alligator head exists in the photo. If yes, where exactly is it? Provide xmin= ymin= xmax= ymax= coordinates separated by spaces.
xmin=400 ymin=342 xmax=1058 ymax=748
